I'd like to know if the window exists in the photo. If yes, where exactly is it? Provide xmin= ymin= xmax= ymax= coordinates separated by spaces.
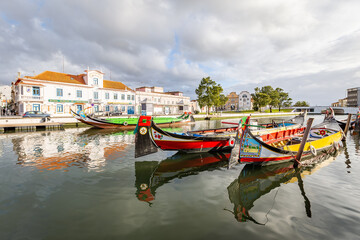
xmin=127 ymin=106 xmax=134 ymax=114
xmin=57 ymin=104 xmax=63 ymax=113
xmin=21 ymin=86 xmax=23 ymax=95
xmin=105 ymin=105 xmax=110 ymax=111
xmin=105 ymin=92 xmax=109 ymax=99
xmin=33 ymin=104 xmax=40 ymax=111
xmin=33 ymin=87 xmax=40 ymax=96
xmin=94 ymin=105 xmax=99 ymax=112
xmin=127 ymin=95 xmax=130 ymax=100
xmin=121 ymin=106 xmax=126 ymax=112
xmin=121 ymin=94 xmax=125 ymax=100
xmin=132 ymin=95 xmax=135 ymax=100
xmin=93 ymin=78 xmax=98 ymax=86
xmin=114 ymin=93 xmax=118 ymax=100
xmin=56 ymin=88 xmax=63 ymax=97
xmin=77 ymin=90 xmax=82 ymax=98
xmin=94 ymin=92 xmax=99 ymax=99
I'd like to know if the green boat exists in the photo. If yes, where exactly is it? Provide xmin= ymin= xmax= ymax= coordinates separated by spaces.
xmin=71 ymin=110 xmax=194 ymax=129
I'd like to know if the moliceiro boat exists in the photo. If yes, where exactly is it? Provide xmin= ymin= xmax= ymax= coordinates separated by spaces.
xmin=236 ymin=115 xmax=344 ymax=165
xmin=71 ymin=109 xmax=194 ymax=129
xmin=134 ymin=115 xmax=307 ymax=158
xmin=134 ymin=116 xmax=248 ymax=158
xmin=189 ymin=113 xmax=305 ymax=136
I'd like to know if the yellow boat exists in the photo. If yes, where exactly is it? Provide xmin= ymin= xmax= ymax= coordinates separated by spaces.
xmin=238 ymin=115 xmax=343 ymax=165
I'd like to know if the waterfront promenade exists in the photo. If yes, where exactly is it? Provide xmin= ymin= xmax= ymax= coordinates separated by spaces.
xmin=0 ymin=112 xmax=299 ymax=132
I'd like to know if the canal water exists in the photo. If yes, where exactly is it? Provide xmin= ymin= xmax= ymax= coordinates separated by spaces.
xmin=0 ymin=116 xmax=359 ymax=240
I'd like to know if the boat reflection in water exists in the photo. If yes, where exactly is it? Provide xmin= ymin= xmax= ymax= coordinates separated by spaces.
xmin=227 ymin=149 xmax=341 ymax=224
xmin=135 ymin=152 xmax=230 ymax=204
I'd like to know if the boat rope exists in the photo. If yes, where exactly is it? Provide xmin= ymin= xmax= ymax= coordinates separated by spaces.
xmin=263 ymin=187 xmax=281 ymax=225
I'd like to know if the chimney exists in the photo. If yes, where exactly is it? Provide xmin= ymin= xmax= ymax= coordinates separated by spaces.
xmin=17 ymin=72 xmax=21 ymax=78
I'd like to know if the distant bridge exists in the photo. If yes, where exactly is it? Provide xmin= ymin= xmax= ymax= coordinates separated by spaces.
xmin=292 ymin=106 xmax=359 ymax=115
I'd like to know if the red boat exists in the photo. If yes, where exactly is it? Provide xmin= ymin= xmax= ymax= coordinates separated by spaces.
xmin=134 ymin=116 xmax=246 ymax=158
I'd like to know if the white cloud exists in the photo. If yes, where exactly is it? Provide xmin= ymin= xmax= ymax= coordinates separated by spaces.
xmin=1 ymin=0 xmax=360 ymax=103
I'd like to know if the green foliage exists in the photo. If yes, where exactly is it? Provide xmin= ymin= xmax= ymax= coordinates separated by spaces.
xmin=293 ymin=101 xmax=310 ymax=107
xmin=264 ymin=108 xmax=293 ymax=113
xmin=195 ymin=77 xmax=225 ymax=115
xmin=252 ymin=86 xmax=292 ymax=112
xmin=276 ymin=88 xmax=292 ymax=111
xmin=214 ymin=94 xmax=228 ymax=112
xmin=251 ymin=87 xmax=271 ymax=112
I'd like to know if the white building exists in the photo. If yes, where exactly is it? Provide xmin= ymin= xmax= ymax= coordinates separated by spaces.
xmin=0 ymin=85 xmax=11 ymax=108
xmin=190 ymin=100 xmax=201 ymax=113
xmin=238 ymin=91 xmax=252 ymax=110
xmin=136 ymin=86 xmax=190 ymax=115
xmin=12 ymin=70 xmax=136 ymax=116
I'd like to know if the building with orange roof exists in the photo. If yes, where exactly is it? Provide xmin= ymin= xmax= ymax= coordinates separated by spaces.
xmin=12 ymin=70 xmax=136 ymax=116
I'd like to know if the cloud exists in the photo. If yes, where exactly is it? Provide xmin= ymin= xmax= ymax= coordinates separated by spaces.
xmin=1 ymin=0 xmax=360 ymax=103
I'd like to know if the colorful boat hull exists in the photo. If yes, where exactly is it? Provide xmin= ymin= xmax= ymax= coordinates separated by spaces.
xmin=71 ymin=109 xmax=193 ymax=129
xmin=134 ymin=116 xmax=249 ymax=158
xmin=238 ymin=118 xmax=343 ymax=165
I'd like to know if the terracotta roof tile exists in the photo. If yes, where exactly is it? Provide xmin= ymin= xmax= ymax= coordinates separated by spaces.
xmin=103 ymin=80 xmax=133 ymax=91
xmin=26 ymin=71 xmax=133 ymax=91
xmin=30 ymin=71 xmax=86 ymax=85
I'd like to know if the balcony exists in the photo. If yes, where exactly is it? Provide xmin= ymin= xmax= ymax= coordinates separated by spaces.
xmin=17 ymin=95 xmax=44 ymax=102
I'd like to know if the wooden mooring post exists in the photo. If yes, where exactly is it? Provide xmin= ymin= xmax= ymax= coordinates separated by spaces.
xmin=343 ymin=114 xmax=352 ymax=136
xmin=294 ymin=118 xmax=314 ymax=168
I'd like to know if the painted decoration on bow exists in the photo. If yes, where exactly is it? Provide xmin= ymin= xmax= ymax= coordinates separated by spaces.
xmin=152 ymin=130 xmax=164 ymax=140
xmin=310 ymin=129 xmax=337 ymax=138
xmin=240 ymin=132 xmax=262 ymax=158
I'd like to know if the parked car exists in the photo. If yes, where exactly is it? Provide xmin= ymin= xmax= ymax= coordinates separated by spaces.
xmin=22 ymin=111 xmax=51 ymax=118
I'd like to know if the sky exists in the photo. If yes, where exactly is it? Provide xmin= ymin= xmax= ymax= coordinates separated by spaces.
xmin=1 ymin=0 xmax=360 ymax=105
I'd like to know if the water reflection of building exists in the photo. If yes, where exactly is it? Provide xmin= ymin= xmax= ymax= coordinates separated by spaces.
xmin=135 ymin=152 xmax=230 ymax=204
xmin=10 ymin=128 xmax=134 ymax=171
xmin=227 ymin=150 xmax=339 ymax=224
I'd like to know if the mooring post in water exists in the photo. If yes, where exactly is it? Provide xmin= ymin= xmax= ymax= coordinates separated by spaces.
xmin=343 ymin=114 xmax=352 ymax=136
xmin=294 ymin=118 xmax=314 ymax=167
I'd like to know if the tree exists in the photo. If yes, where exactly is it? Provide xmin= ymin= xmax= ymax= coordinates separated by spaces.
xmin=261 ymin=86 xmax=279 ymax=113
xmin=214 ymin=94 xmax=228 ymax=112
xmin=195 ymin=77 xmax=226 ymax=115
xmin=293 ymin=101 xmax=309 ymax=107
xmin=252 ymin=86 xmax=292 ymax=112
xmin=276 ymin=88 xmax=292 ymax=111
xmin=251 ymin=87 xmax=271 ymax=112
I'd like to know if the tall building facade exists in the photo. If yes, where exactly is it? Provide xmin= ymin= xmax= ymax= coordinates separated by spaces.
xmin=223 ymin=91 xmax=252 ymax=111
xmin=346 ymin=87 xmax=360 ymax=107
xmin=238 ymin=91 xmax=252 ymax=110
xmin=224 ymin=92 xmax=239 ymax=111
xmin=12 ymin=70 xmax=135 ymax=116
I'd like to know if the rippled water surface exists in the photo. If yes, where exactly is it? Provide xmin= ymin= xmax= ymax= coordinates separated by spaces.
xmin=0 ymin=116 xmax=359 ymax=240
